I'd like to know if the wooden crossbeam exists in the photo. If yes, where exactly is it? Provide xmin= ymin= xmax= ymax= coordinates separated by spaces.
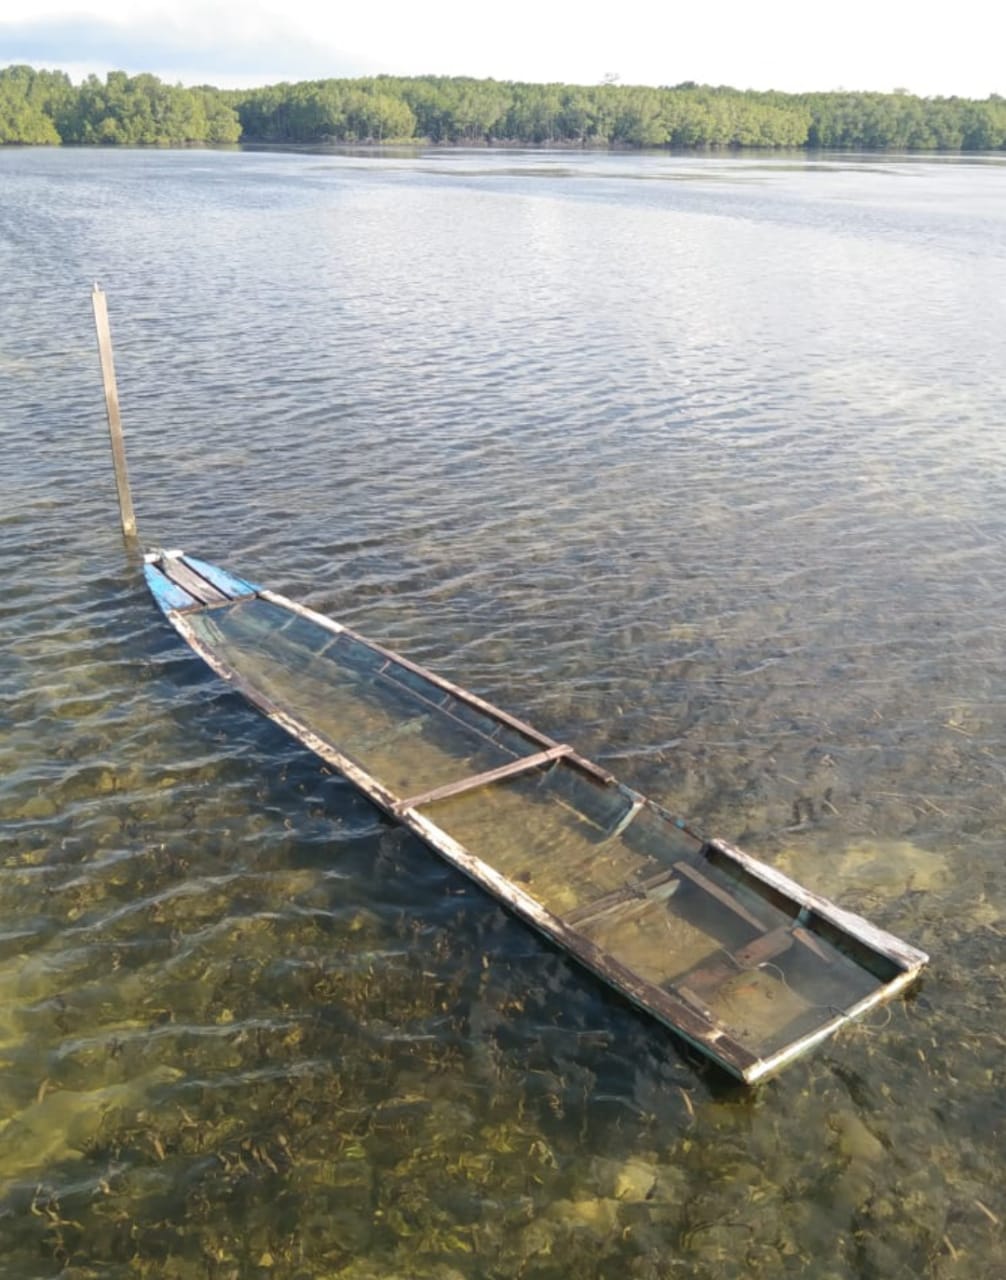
xmin=736 ymin=926 xmax=794 ymax=967
xmin=163 ymin=557 xmax=230 ymax=605
xmin=394 ymin=744 xmax=572 ymax=813
xmin=673 ymin=861 xmax=766 ymax=931
xmin=563 ymin=868 xmax=677 ymax=929
xmin=793 ymin=925 xmax=833 ymax=962
xmin=680 ymin=927 xmax=795 ymax=998
xmin=671 ymin=922 xmax=835 ymax=1008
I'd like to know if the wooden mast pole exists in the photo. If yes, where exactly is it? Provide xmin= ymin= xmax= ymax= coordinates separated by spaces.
xmin=91 ymin=283 xmax=138 ymax=538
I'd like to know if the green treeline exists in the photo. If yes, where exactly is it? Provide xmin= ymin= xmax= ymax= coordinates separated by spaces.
xmin=3 ymin=64 xmax=1006 ymax=150
xmin=0 ymin=66 xmax=241 ymax=145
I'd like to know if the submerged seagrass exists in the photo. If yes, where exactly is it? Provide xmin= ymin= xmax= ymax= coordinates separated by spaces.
xmin=144 ymin=550 xmax=928 ymax=1083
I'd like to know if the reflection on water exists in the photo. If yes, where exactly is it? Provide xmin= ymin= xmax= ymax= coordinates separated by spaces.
xmin=1 ymin=147 xmax=1005 ymax=1276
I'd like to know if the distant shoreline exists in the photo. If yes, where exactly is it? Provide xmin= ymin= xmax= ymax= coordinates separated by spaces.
xmin=3 ymin=66 xmax=1005 ymax=151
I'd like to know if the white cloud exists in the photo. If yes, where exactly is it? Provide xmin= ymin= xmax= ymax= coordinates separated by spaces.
xmin=1 ymin=0 xmax=1003 ymax=96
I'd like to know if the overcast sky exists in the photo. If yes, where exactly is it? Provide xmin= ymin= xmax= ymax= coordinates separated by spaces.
xmin=2 ymin=0 xmax=1003 ymax=98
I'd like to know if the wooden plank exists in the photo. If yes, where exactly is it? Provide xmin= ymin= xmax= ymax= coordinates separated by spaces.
xmin=564 ymin=868 xmax=677 ymax=928
xmin=144 ymin=560 xmax=197 ymax=613
xmin=91 ymin=284 xmax=137 ymax=538
xmin=793 ymin=925 xmax=832 ymax=963
xmin=177 ymin=595 xmax=250 ymax=615
xmin=676 ymin=984 xmax=717 ymax=1016
xmin=181 ymin=554 xmax=259 ymax=600
xmin=674 ymin=861 xmax=766 ymax=932
xmin=161 ymin=557 xmax=230 ymax=605
xmin=604 ymin=795 xmax=644 ymax=841
xmin=680 ymin=926 xmax=795 ymax=998
xmin=736 ymin=926 xmax=794 ymax=967
xmin=708 ymin=838 xmax=929 ymax=973
xmin=395 ymin=744 xmax=573 ymax=813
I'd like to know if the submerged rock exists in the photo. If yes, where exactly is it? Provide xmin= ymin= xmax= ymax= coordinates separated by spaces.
xmin=830 ymin=1109 xmax=886 ymax=1163
xmin=588 ymin=1153 xmax=660 ymax=1202
xmin=518 ymin=1217 xmax=555 ymax=1259
xmin=549 ymin=1195 xmax=620 ymax=1234
xmin=613 ymin=1158 xmax=658 ymax=1202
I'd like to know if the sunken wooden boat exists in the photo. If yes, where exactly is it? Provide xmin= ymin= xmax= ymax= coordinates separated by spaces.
xmin=145 ymin=549 xmax=928 ymax=1084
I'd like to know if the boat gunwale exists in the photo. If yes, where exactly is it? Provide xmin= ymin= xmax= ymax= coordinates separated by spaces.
xmin=156 ymin=570 xmax=929 ymax=1084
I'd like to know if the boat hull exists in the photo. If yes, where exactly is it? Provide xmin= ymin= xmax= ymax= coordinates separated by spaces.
xmin=143 ymin=550 xmax=929 ymax=1084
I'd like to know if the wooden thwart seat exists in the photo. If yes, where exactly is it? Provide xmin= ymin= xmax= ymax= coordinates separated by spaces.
xmin=394 ymin=744 xmax=573 ymax=813
xmin=564 ymin=857 xmax=770 ymax=935
xmin=675 ymin=922 xmax=836 ymax=1006
xmin=565 ymin=856 xmax=835 ymax=1014
xmin=563 ymin=868 xmax=678 ymax=929
xmin=672 ymin=860 xmax=765 ymax=931
xmin=678 ymin=926 xmax=795 ymax=999
xmin=162 ymin=556 xmax=230 ymax=605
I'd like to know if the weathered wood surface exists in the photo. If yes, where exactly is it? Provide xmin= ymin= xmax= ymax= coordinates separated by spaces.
xmin=180 ymin=554 xmax=258 ymax=600
xmin=678 ymin=927 xmax=795 ymax=1000
xmin=708 ymin=837 xmax=929 ymax=973
xmin=563 ymin=869 xmax=678 ymax=928
xmin=91 ymin=284 xmax=137 ymax=538
xmin=146 ymin=561 xmax=197 ymax=612
xmin=161 ymin=556 xmax=229 ymax=605
xmin=673 ymin=860 xmax=766 ymax=932
xmin=395 ymin=744 xmax=573 ymax=813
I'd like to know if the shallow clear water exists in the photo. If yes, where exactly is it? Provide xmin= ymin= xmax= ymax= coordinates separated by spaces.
xmin=1 ymin=146 xmax=1005 ymax=1277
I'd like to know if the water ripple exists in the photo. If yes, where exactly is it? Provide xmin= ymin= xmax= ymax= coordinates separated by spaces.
xmin=0 ymin=146 xmax=1004 ymax=1276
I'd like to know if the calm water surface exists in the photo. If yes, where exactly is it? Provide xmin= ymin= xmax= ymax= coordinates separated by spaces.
xmin=1 ymin=147 xmax=1005 ymax=1277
